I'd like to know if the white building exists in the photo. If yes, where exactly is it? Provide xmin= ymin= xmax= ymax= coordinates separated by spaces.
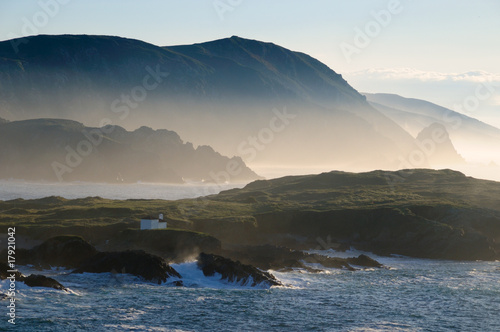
xmin=140 ymin=214 xmax=167 ymax=230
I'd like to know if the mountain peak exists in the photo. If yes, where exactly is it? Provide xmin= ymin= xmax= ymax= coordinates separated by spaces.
xmin=416 ymin=123 xmax=465 ymax=166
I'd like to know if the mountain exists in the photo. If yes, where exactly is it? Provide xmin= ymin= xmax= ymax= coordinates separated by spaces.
xmin=416 ymin=123 xmax=465 ymax=165
xmin=0 ymin=118 xmax=259 ymax=183
xmin=364 ymin=93 xmax=500 ymax=164
xmin=0 ymin=34 xmax=421 ymax=169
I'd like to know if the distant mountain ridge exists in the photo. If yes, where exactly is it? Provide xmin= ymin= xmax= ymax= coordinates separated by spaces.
xmin=0 ymin=118 xmax=259 ymax=183
xmin=364 ymin=93 xmax=500 ymax=164
xmin=0 ymin=34 xmax=478 ymax=169
xmin=0 ymin=34 xmax=365 ymax=117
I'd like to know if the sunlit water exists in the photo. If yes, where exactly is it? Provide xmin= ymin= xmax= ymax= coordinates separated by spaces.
xmin=1 ymin=253 xmax=499 ymax=331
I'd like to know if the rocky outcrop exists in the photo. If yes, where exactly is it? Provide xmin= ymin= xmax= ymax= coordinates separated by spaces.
xmin=222 ymin=245 xmax=307 ymax=270
xmin=0 ymin=262 xmax=67 ymax=291
xmin=23 ymin=274 xmax=67 ymax=291
xmin=416 ymin=123 xmax=465 ymax=166
xmin=220 ymin=245 xmax=383 ymax=271
xmin=197 ymin=252 xmax=282 ymax=287
xmin=72 ymin=250 xmax=181 ymax=284
xmin=347 ymin=254 xmax=383 ymax=268
xmin=0 ymin=262 xmax=25 ymax=280
xmin=12 ymin=235 xmax=98 ymax=269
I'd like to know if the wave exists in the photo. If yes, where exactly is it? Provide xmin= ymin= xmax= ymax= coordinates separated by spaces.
xmin=9 ymin=262 xmax=286 ymax=291
xmin=0 ymin=278 xmax=80 ymax=297
xmin=169 ymin=262 xmax=277 ymax=290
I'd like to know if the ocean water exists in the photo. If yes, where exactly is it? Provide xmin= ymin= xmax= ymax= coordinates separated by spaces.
xmin=1 ymin=253 xmax=499 ymax=331
xmin=0 ymin=180 xmax=245 ymax=201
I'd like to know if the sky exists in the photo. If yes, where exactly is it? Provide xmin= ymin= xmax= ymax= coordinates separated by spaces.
xmin=1 ymin=0 xmax=499 ymax=127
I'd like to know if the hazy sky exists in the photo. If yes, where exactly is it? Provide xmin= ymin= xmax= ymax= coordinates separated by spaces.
xmin=1 ymin=0 xmax=499 ymax=126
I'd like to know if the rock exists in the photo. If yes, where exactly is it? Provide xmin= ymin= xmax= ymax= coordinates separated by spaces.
xmin=1 ymin=262 xmax=67 ymax=291
xmin=303 ymin=254 xmax=356 ymax=271
xmin=72 ymin=250 xmax=181 ymax=284
xmin=219 ymin=245 xmax=383 ymax=272
xmin=15 ymin=235 xmax=98 ymax=269
xmin=0 ymin=262 xmax=25 ymax=280
xmin=23 ymin=274 xmax=67 ymax=291
xmin=197 ymin=252 xmax=282 ymax=287
xmin=219 ymin=245 xmax=311 ymax=270
xmin=347 ymin=254 xmax=383 ymax=268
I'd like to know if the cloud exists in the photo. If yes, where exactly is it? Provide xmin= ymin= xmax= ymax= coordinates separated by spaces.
xmin=347 ymin=68 xmax=500 ymax=83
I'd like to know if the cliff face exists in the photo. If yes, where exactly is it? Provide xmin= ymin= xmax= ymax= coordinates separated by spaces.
xmin=0 ymin=119 xmax=260 ymax=183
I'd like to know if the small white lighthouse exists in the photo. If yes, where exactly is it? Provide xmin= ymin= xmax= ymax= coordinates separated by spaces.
xmin=140 ymin=214 xmax=167 ymax=230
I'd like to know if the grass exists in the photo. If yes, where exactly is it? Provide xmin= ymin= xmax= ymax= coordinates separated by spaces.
xmin=0 ymin=169 xmax=499 ymax=260
xmin=1 ymin=169 xmax=499 ymax=229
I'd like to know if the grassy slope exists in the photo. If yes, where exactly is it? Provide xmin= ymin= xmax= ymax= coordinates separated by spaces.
xmin=2 ymin=169 xmax=499 ymax=228
xmin=1 ymin=169 xmax=499 ymax=259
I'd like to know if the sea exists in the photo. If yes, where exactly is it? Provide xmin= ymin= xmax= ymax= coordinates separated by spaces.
xmin=0 ymin=181 xmax=499 ymax=331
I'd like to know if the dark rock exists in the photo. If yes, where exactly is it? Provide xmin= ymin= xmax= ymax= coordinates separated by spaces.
xmin=16 ymin=235 xmax=98 ymax=269
xmin=219 ymin=245 xmax=383 ymax=271
xmin=302 ymin=254 xmax=356 ymax=271
xmin=0 ymin=262 xmax=25 ymax=280
xmin=197 ymin=252 xmax=282 ymax=287
xmin=23 ymin=274 xmax=67 ymax=291
xmin=72 ymin=250 xmax=181 ymax=284
xmin=220 ymin=245 xmax=311 ymax=270
xmin=347 ymin=254 xmax=383 ymax=268
xmin=1 ymin=263 xmax=67 ymax=291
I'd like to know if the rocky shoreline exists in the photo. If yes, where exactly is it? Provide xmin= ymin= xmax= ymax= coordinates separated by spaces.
xmin=0 ymin=235 xmax=384 ymax=293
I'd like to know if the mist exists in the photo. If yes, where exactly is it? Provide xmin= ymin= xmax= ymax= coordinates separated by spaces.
xmin=1 ymin=34 xmax=499 ymax=184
